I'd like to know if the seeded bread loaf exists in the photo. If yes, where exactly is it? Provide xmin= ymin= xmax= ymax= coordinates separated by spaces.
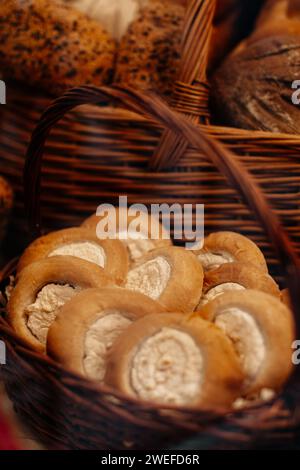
xmin=0 ymin=0 xmax=116 ymax=96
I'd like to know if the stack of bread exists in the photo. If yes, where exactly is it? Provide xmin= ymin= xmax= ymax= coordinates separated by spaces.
xmin=6 ymin=209 xmax=295 ymax=410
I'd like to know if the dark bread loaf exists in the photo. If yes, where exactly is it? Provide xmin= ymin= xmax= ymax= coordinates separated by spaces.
xmin=0 ymin=0 xmax=116 ymax=95
xmin=212 ymin=0 xmax=300 ymax=133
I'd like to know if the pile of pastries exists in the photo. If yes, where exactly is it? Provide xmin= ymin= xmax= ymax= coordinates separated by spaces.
xmin=6 ymin=209 xmax=295 ymax=410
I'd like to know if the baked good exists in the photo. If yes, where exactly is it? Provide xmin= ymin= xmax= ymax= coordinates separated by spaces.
xmin=8 ymin=256 xmax=113 ymax=353
xmin=47 ymin=287 xmax=166 ymax=381
xmin=125 ymin=246 xmax=203 ymax=312
xmin=193 ymin=231 xmax=268 ymax=273
xmin=105 ymin=313 xmax=244 ymax=408
xmin=281 ymin=288 xmax=292 ymax=310
xmin=198 ymin=262 xmax=280 ymax=308
xmin=212 ymin=0 xmax=300 ymax=133
xmin=114 ymin=0 xmax=184 ymax=97
xmin=17 ymin=227 xmax=129 ymax=285
xmin=199 ymin=290 xmax=295 ymax=395
xmin=82 ymin=208 xmax=172 ymax=264
xmin=0 ymin=0 xmax=115 ymax=96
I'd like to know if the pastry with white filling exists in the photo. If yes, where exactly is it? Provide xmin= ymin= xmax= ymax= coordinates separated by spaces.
xmin=198 ymin=262 xmax=280 ymax=308
xmin=8 ymin=256 xmax=113 ymax=353
xmin=193 ymin=232 xmax=268 ymax=273
xmin=199 ymin=290 xmax=295 ymax=395
xmin=82 ymin=208 xmax=172 ymax=264
xmin=47 ymin=287 xmax=166 ymax=381
xmin=105 ymin=313 xmax=244 ymax=408
xmin=125 ymin=246 xmax=203 ymax=312
xmin=281 ymin=288 xmax=292 ymax=310
xmin=17 ymin=227 xmax=129 ymax=285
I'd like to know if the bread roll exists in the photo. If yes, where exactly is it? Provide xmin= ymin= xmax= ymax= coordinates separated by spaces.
xmin=47 ymin=287 xmax=166 ymax=380
xmin=17 ymin=227 xmax=129 ymax=285
xmin=8 ymin=256 xmax=113 ymax=353
xmin=114 ymin=0 xmax=184 ymax=97
xmin=125 ymin=246 xmax=203 ymax=312
xmin=199 ymin=290 xmax=295 ymax=395
xmin=198 ymin=262 xmax=280 ymax=308
xmin=193 ymin=231 xmax=268 ymax=273
xmin=212 ymin=0 xmax=300 ymax=133
xmin=0 ymin=0 xmax=115 ymax=96
xmin=105 ymin=313 xmax=244 ymax=408
xmin=82 ymin=208 xmax=172 ymax=264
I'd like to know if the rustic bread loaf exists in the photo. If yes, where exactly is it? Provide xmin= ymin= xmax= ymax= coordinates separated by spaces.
xmin=0 ymin=0 xmax=116 ymax=96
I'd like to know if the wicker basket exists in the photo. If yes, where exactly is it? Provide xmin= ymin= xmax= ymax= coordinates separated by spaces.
xmin=0 ymin=0 xmax=300 ymax=449
xmin=0 ymin=0 xmax=299 ymax=282
xmin=1 ymin=85 xmax=300 ymax=450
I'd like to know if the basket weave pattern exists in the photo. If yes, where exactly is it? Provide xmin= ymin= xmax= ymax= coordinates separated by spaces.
xmin=1 ymin=0 xmax=300 ymax=449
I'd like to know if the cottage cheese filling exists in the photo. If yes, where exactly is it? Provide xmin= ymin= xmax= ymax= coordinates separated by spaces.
xmin=84 ymin=311 xmax=132 ymax=381
xmin=199 ymin=283 xmax=245 ymax=307
xmin=130 ymin=327 xmax=203 ymax=405
xmin=197 ymin=251 xmax=235 ymax=271
xmin=215 ymin=308 xmax=265 ymax=382
xmin=125 ymin=257 xmax=171 ymax=300
xmin=26 ymin=284 xmax=80 ymax=344
xmin=49 ymin=241 xmax=106 ymax=268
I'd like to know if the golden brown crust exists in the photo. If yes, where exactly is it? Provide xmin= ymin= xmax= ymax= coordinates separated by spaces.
xmin=281 ymin=288 xmax=292 ymax=310
xmin=201 ymin=262 xmax=280 ymax=304
xmin=8 ymin=256 xmax=114 ymax=353
xmin=47 ymin=287 xmax=166 ymax=377
xmin=0 ymin=0 xmax=115 ymax=96
xmin=17 ymin=227 xmax=129 ymax=285
xmin=82 ymin=209 xmax=172 ymax=263
xmin=194 ymin=231 xmax=268 ymax=273
xmin=198 ymin=290 xmax=295 ymax=395
xmin=114 ymin=0 xmax=184 ymax=97
xmin=105 ymin=313 xmax=244 ymax=409
xmin=127 ymin=246 xmax=203 ymax=313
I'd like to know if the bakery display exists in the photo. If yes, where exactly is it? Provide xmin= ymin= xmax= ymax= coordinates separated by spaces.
xmin=212 ymin=0 xmax=300 ymax=133
xmin=198 ymin=262 xmax=280 ymax=308
xmin=8 ymin=256 xmax=113 ymax=353
xmin=0 ymin=0 xmax=116 ymax=96
xmin=105 ymin=313 xmax=243 ymax=408
xmin=193 ymin=231 xmax=268 ymax=273
xmin=199 ymin=290 xmax=295 ymax=395
xmin=17 ymin=227 xmax=129 ymax=285
xmin=82 ymin=207 xmax=172 ymax=264
xmin=125 ymin=246 xmax=203 ymax=312
xmin=47 ymin=287 xmax=166 ymax=380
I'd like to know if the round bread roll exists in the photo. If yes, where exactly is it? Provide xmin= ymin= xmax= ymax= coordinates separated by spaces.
xmin=82 ymin=208 xmax=172 ymax=264
xmin=17 ymin=227 xmax=129 ymax=285
xmin=198 ymin=262 xmax=280 ymax=308
xmin=105 ymin=313 xmax=244 ymax=408
xmin=211 ymin=1 xmax=300 ymax=134
xmin=125 ymin=246 xmax=203 ymax=312
xmin=47 ymin=287 xmax=166 ymax=381
xmin=0 ymin=0 xmax=115 ymax=96
xmin=199 ymin=290 xmax=295 ymax=395
xmin=193 ymin=231 xmax=268 ymax=273
xmin=8 ymin=256 xmax=114 ymax=353
xmin=114 ymin=0 xmax=184 ymax=97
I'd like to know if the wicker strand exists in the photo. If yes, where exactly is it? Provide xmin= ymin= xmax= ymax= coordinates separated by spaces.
xmin=23 ymin=84 xmax=300 ymax=338
xmin=149 ymin=0 xmax=215 ymax=171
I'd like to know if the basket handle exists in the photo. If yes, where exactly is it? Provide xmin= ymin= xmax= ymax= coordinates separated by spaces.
xmin=24 ymin=84 xmax=300 ymax=333
xmin=150 ymin=0 xmax=215 ymax=171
